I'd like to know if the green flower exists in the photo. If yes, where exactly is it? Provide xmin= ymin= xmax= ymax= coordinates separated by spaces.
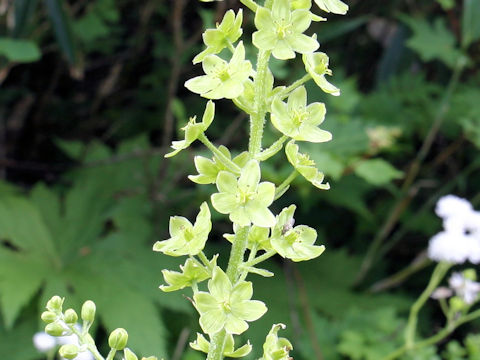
xmin=211 ymin=160 xmax=276 ymax=227
xmin=260 ymin=324 xmax=293 ymax=360
xmin=185 ymin=42 xmax=252 ymax=99
xmin=252 ymin=0 xmax=319 ymax=60
xmin=160 ymin=256 xmax=217 ymax=292
xmin=165 ymin=100 xmax=215 ymax=158
xmin=153 ymin=202 xmax=211 ymax=256
xmin=313 ymin=0 xmax=348 ymax=14
xmin=193 ymin=267 xmax=267 ymax=334
xmin=270 ymin=205 xmax=325 ymax=262
xmin=271 ymin=86 xmax=331 ymax=142
xmin=303 ymin=52 xmax=340 ymax=96
xmin=224 ymin=224 xmax=272 ymax=251
xmin=189 ymin=146 xmax=249 ymax=185
xmin=190 ymin=333 xmax=252 ymax=358
xmin=285 ymin=140 xmax=329 ymax=190
xmin=193 ymin=10 xmax=243 ymax=64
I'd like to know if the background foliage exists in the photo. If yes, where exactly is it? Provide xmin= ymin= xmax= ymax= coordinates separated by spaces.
xmin=1 ymin=0 xmax=480 ymax=359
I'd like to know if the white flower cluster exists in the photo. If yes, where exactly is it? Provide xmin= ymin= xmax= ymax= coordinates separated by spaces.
xmin=33 ymin=326 xmax=94 ymax=360
xmin=428 ymin=195 xmax=480 ymax=264
xmin=449 ymin=272 xmax=480 ymax=305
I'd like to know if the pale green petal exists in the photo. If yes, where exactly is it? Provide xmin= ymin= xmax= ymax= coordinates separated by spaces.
xmin=290 ymin=243 xmax=325 ymax=261
xmin=190 ymin=333 xmax=210 ymax=353
xmin=193 ymin=202 xmax=212 ymax=235
xmin=170 ymin=216 xmax=192 ymax=237
xmin=246 ymin=205 xmax=276 ymax=228
xmin=202 ymin=100 xmax=215 ymax=129
xmin=317 ymin=75 xmax=340 ymax=96
xmin=188 ymin=174 xmax=214 ymax=184
xmin=216 ymin=171 xmax=238 ymax=193
xmin=307 ymin=102 xmax=326 ymax=125
xmin=252 ymin=30 xmax=277 ymax=51
xmin=291 ymin=10 xmax=312 ymax=33
xmin=230 ymin=282 xmax=253 ymax=303
xmin=230 ymin=41 xmax=245 ymax=66
xmin=255 ymin=182 xmax=275 ymax=207
xmin=212 ymin=81 xmax=243 ymax=99
xmin=288 ymin=33 xmax=319 ymax=54
xmin=200 ymin=310 xmax=226 ymax=335
xmin=272 ymin=0 xmax=291 ymax=22
xmin=287 ymin=86 xmax=307 ymax=111
xmin=224 ymin=315 xmax=249 ymax=335
xmin=211 ymin=193 xmax=238 ymax=214
xmin=271 ymin=97 xmax=289 ymax=121
xmin=194 ymin=292 xmax=220 ymax=313
xmin=254 ymin=7 xmax=274 ymax=30
xmin=272 ymin=39 xmax=295 ymax=60
xmin=203 ymin=55 xmax=226 ymax=74
xmin=314 ymin=0 xmax=348 ymax=14
xmin=231 ymin=300 xmax=267 ymax=322
xmin=297 ymin=126 xmax=332 ymax=142
xmin=227 ymin=342 xmax=252 ymax=358
xmin=185 ymin=75 xmax=220 ymax=95
xmin=296 ymin=225 xmax=317 ymax=245
xmin=238 ymin=160 xmax=260 ymax=191
xmin=230 ymin=207 xmax=252 ymax=227
xmin=209 ymin=267 xmax=232 ymax=299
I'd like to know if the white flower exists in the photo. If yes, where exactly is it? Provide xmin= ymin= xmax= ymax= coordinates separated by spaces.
xmin=70 ymin=351 xmax=95 ymax=360
xmin=435 ymin=195 xmax=473 ymax=219
xmin=449 ymin=272 xmax=480 ymax=304
xmin=443 ymin=211 xmax=480 ymax=237
xmin=428 ymin=231 xmax=474 ymax=264
xmin=33 ymin=332 xmax=56 ymax=352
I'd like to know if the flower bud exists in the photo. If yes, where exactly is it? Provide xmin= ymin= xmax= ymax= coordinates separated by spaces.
xmin=81 ymin=300 xmax=96 ymax=323
xmin=46 ymin=295 xmax=64 ymax=312
xmin=45 ymin=322 xmax=65 ymax=336
xmin=464 ymin=269 xmax=477 ymax=281
xmin=450 ymin=297 xmax=466 ymax=312
xmin=124 ymin=348 xmax=138 ymax=360
xmin=59 ymin=344 xmax=79 ymax=359
xmin=41 ymin=311 xmax=57 ymax=323
xmin=109 ymin=328 xmax=128 ymax=350
xmin=64 ymin=309 xmax=78 ymax=324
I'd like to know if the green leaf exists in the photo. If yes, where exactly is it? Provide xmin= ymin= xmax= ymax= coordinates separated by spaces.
xmin=0 ymin=315 xmax=39 ymax=360
xmin=401 ymin=16 xmax=463 ymax=68
xmin=462 ymin=0 xmax=480 ymax=47
xmin=354 ymin=159 xmax=403 ymax=185
xmin=0 ymin=38 xmax=41 ymax=63
xmin=45 ymin=0 xmax=78 ymax=65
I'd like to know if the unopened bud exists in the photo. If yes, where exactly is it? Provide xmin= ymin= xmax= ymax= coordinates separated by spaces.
xmin=59 ymin=344 xmax=79 ymax=359
xmin=41 ymin=311 xmax=57 ymax=323
xmin=450 ymin=297 xmax=465 ymax=312
xmin=109 ymin=328 xmax=128 ymax=350
xmin=124 ymin=348 xmax=138 ymax=360
xmin=45 ymin=322 xmax=65 ymax=336
xmin=81 ymin=300 xmax=96 ymax=323
xmin=64 ymin=309 xmax=78 ymax=324
xmin=464 ymin=269 xmax=477 ymax=281
xmin=46 ymin=295 xmax=64 ymax=312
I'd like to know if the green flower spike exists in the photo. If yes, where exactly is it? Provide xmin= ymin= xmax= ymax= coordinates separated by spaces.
xmin=190 ymin=332 xmax=252 ymax=358
xmin=211 ymin=159 xmax=276 ymax=227
xmin=193 ymin=9 xmax=243 ymax=64
xmin=189 ymin=146 xmax=249 ymax=185
xmin=260 ymin=324 xmax=293 ymax=360
xmin=313 ymin=0 xmax=349 ymax=15
xmin=160 ymin=256 xmax=217 ymax=292
xmin=271 ymin=86 xmax=332 ymax=143
xmin=252 ymin=0 xmax=319 ymax=60
xmin=303 ymin=52 xmax=340 ymax=96
xmin=193 ymin=266 xmax=267 ymax=335
xmin=185 ymin=41 xmax=253 ymax=99
xmin=270 ymin=205 xmax=325 ymax=262
xmin=224 ymin=224 xmax=272 ymax=251
xmin=165 ymin=100 xmax=215 ymax=158
xmin=285 ymin=140 xmax=330 ymax=190
xmin=153 ymin=202 xmax=212 ymax=256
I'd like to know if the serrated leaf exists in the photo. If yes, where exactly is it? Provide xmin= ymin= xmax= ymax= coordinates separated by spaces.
xmin=401 ymin=16 xmax=462 ymax=68
xmin=0 ymin=38 xmax=41 ymax=63
xmin=354 ymin=159 xmax=403 ymax=185
xmin=462 ymin=0 xmax=480 ymax=47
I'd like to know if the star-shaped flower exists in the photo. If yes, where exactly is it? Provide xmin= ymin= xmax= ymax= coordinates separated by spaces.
xmin=153 ymin=202 xmax=211 ymax=256
xmin=285 ymin=140 xmax=329 ymax=190
xmin=160 ymin=257 xmax=217 ymax=292
xmin=260 ymin=323 xmax=293 ymax=360
xmin=193 ymin=267 xmax=267 ymax=335
xmin=211 ymin=160 xmax=276 ymax=228
xmin=252 ymin=0 xmax=319 ymax=60
xmin=185 ymin=41 xmax=252 ymax=99
xmin=190 ymin=333 xmax=252 ymax=358
xmin=270 ymin=205 xmax=325 ymax=262
xmin=271 ymin=86 xmax=331 ymax=143
xmin=303 ymin=52 xmax=340 ymax=96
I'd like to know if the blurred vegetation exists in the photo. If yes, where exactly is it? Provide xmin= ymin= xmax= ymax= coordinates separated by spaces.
xmin=1 ymin=0 xmax=480 ymax=359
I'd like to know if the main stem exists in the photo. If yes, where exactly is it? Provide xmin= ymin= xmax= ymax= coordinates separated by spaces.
xmin=206 ymin=226 xmax=250 ymax=360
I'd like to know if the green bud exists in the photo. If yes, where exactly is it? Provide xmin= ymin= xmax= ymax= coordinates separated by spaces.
xmin=450 ymin=297 xmax=466 ymax=312
xmin=109 ymin=328 xmax=128 ymax=350
xmin=64 ymin=308 xmax=78 ymax=324
xmin=81 ymin=300 xmax=96 ymax=323
xmin=46 ymin=295 xmax=64 ymax=312
xmin=59 ymin=344 xmax=79 ymax=359
xmin=124 ymin=348 xmax=139 ymax=360
xmin=464 ymin=269 xmax=477 ymax=281
xmin=41 ymin=311 xmax=57 ymax=323
xmin=45 ymin=322 xmax=65 ymax=336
